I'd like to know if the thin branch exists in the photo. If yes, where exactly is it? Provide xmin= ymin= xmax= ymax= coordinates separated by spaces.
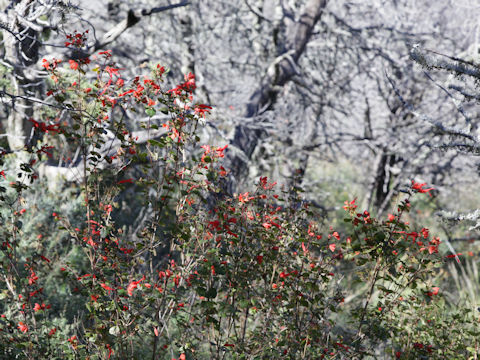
xmin=95 ymin=1 xmax=190 ymax=50
xmin=424 ymin=48 xmax=480 ymax=70
xmin=243 ymin=0 xmax=271 ymax=23
xmin=422 ymin=70 xmax=472 ymax=126
xmin=411 ymin=46 xmax=480 ymax=80
xmin=0 ymin=89 xmax=81 ymax=111
xmin=386 ymin=73 xmax=479 ymax=143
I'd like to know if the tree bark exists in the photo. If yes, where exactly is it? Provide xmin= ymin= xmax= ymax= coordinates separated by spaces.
xmin=2 ymin=0 xmax=41 ymax=150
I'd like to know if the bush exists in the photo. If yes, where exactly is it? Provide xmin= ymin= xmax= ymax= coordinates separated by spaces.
xmin=0 ymin=31 xmax=478 ymax=359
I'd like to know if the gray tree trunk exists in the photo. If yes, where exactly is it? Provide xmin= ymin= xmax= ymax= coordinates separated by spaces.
xmin=2 ymin=0 xmax=41 ymax=150
xmin=226 ymin=0 xmax=328 ymax=193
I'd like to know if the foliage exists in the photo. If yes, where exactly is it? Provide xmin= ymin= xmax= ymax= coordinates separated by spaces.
xmin=0 ymin=31 xmax=479 ymax=360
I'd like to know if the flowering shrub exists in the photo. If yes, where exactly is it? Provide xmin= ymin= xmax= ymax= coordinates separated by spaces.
xmin=0 ymin=31 xmax=478 ymax=359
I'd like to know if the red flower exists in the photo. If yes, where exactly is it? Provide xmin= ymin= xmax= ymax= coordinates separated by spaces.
xmin=343 ymin=198 xmax=357 ymax=212
xmin=29 ymin=118 xmax=60 ymax=134
xmin=36 ymin=145 xmax=55 ymax=157
xmin=238 ymin=192 xmax=253 ymax=203
xmin=215 ymin=144 xmax=228 ymax=157
xmin=411 ymin=181 xmax=434 ymax=196
xmin=156 ymin=64 xmax=165 ymax=76
xmin=421 ymin=228 xmax=429 ymax=238
xmin=426 ymin=287 xmax=438 ymax=297
xmin=98 ymin=50 xmax=112 ymax=57
xmin=18 ymin=322 xmax=28 ymax=333
xmin=118 ymin=89 xmax=134 ymax=97
xmin=105 ymin=66 xmax=119 ymax=77
xmin=127 ymin=276 xmax=145 ymax=296
xmin=68 ymin=335 xmax=78 ymax=349
xmin=101 ymin=283 xmax=114 ymax=291
xmin=69 ymin=60 xmax=78 ymax=70
xmin=259 ymin=176 xmax=277 ymax=190
xmin=446 ymin=253 xmax=462 ymax=264
xmin=28 ymin=270 xmax=39 ymax=285
xmin=106 ymin=344 xmax=114 ymax=359
xmin=302 ymin=242 xmax=308 ymax=254
xmin=219 ymin=166 xmax=227 ymax=177
xmin=184 ymin=72 xmax=196 ymax=91
xmin=194 ymin=104 xmax=213 ymax=118
xmin=33 ymin=303 xmax=44 ymax=312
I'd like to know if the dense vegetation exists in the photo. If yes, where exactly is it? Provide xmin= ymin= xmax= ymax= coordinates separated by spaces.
xmin=2 ymin=1 xmax=480 ymax=359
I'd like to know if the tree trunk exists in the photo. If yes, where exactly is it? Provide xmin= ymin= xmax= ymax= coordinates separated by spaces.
xmin=225 ymin=0 xmax=328 ymax=193
xmin=2 ymin=0 xmax=41 ymax=151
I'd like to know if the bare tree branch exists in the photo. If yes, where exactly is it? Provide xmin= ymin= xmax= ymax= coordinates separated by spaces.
xmin=95 ymin=1 xmax=190 ymax=50
xmin=386 ymin=72 xmax=479 ymax=144
xmin=226 ymin=0 xmax=328 ymax=192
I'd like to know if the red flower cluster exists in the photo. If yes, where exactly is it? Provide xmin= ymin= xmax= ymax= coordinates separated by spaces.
xmin=167 ymin=72 xmax=196 ymax=96
xmin=65 ymin=30 xmax=88 ymax=48
xmin=29 ymin=118 xmax=61 ymax=134
xmin=194 ymin=104 xmax=213 ymax=118
xmin=42 ymin=58 xmax=62 ymax=71
xmin=343 ymin=198 xmax=357 ymax=212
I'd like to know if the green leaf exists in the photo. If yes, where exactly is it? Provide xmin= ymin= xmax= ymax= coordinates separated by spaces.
xmin=377 ymin=285 xmax=393 ymax=294
xmin=238 ymin=299 xmax=249 ymax=308
xmin=206 ymin=287 xmax=217 ymax=299
xmin=145 ymin=107 xmax=156 ymax=117
xmin=196 ymin=287 xmax=207 ymax=297
xmin=374 ymin=232 xmax=386 ymax=242
xmin=148 ymin=139 xmax=163 ymax=148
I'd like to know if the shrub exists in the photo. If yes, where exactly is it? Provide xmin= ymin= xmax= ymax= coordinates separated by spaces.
xmin=0 ymin=31 xmax=477 ymax=359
